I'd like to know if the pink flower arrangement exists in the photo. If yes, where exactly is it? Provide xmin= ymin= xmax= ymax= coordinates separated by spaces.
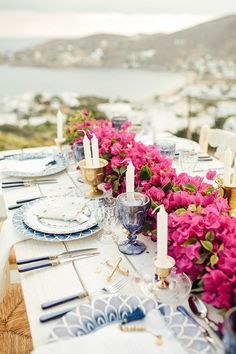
xmin=66 ymin=111 xmax=236 ymax=311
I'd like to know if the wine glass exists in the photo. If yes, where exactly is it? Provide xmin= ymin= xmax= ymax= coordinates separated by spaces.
xmin=73 ymin=141 xmax=85 ymax=182
xmin=94 ymin=197 xmax=118 ymax=244
xmin=117 ymin=192 xmax=150 ymax=255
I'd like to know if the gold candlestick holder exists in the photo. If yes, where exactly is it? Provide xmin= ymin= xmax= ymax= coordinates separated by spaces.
xmin=154 ymin=256 xmax=175 ymax=289
xmin=54 ymin=138 xmax=66 ymax=153
xmin=223 ymin=185 xmax=236 ymax=217
xmin=132 ymin=256 xmax=191 ymax=305
xmin=78 ymin=158 xmax=108 ymax=197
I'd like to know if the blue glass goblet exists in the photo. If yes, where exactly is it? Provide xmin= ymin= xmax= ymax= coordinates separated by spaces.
xmin=117 ymin=192 xmax=150 ymax=255
xmin=224 ymin=307 xmax=236 ymax=354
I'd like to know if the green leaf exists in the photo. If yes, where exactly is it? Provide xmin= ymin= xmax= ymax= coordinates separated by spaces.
xmin=172 ymin=185 xmax=181 ymax=192
xmin=176 ymin=208 xmax=186 ymax=215
xmin=162 ymin=181 xmax=172 ymax=193
xmin=205 ymin=231 xmax=215 ymax=242
xmin=112 ymin=179 xmax=120 ymax=192
xmin=151 ymin=200 xmax=159 ymax=210
xmin=195 ymin=253 xmax=209 ymax=264
xmin=182 ymin=238 xmax=197 ymax=247
xmin=109 ymin=175 xmax=118 ymax=181
xmin=112 ymin=167 xmax=120 ymax=174
xmin=119 ymin=166 xmax=127 ymax=176
xmin=142 ymin=221 xmax=153 ymax=233
xmin=200 ymin=240 xmax=213 ymax=252
xmin=139 ymin=165 xmax=153 ymax=181
xmin=210 ymin=254 xmax=219 ymax=266
xmin=183 ymin=183 xmax=197 ymax=193
xmin=204 ymin=186 xmax=215 ymax=195
xmin=218 ymin=187 xmax=224 ymax=197
xmin=188 ymin=204 xmax=197 ymax=212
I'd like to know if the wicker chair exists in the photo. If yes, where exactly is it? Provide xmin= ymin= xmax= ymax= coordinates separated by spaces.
xmin=0 ymin=283 xmax=33 ymax=354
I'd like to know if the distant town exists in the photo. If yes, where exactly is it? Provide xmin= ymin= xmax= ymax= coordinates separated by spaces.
xmin=0 ymin=15 xmax=235 ymax=150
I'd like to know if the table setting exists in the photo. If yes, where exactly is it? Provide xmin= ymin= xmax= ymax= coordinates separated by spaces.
xmin=0 ymin=110 xmax=236 ymax=354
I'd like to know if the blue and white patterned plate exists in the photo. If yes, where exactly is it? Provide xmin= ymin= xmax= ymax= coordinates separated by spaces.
xmin=4 ymin=152 xmax=67 ymax=177
xmin=48 ymin=295 xmax=213 ymax=354
xmin=12 ymin=204 xmax=100 ymax=242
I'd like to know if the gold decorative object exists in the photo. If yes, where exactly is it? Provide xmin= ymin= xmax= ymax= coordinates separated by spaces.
xmin=223 ymin=185 xmax=236 ymax=217
xmin=54 ymin=138 xmax=66 ymax=153
xmin=119 ymin=325 xmax=163 ymax=345
xmin=154 ymin=256 xmax=175 ymax=289
xmin=106 ymin=259 xmax=129 ymax=277
xmin=106 ymin=257 xmax=122 ymax=281
xmin=78 ymin=158 xmax=108 ymax=197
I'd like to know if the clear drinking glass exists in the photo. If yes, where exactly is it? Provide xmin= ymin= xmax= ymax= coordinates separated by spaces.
xmin=73 ymin=141 xmax=85 ymax=162
xmin=117 ymin=192 xmax=150 ymax=255
xmin=63 ymin=145 xmax=77 ymax=172
xmin=179 ymin=150 xmax=198 ymax=173
xmin=155 ymin=139 xmax=176 ymax=159
xmin=94 ymin=197 xmax=118 ymax=244
xmin=224 ymin=307 xmax=236 ymax=354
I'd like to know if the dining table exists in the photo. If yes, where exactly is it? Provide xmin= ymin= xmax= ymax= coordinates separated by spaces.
xmin=0 ymin=144 xmax=225 ymax=354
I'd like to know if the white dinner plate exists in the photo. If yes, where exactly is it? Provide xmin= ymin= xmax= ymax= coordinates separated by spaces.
xmin=22 ymin=197 xmax=97 ymax=235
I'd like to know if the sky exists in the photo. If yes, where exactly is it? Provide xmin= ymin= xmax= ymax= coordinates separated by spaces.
xmin=0 ymin=0 xmax=236 ymax=38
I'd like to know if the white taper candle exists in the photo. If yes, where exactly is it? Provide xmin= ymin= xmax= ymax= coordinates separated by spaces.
xmin=157 ymin=205 xmax=168 ymax=267
xmin=223 ymin=147 xmax=232 ymax=186
xmin=83 ymin=134 xmax=93 ymax=167
xmin=126 ymin=161 xmax=135 ymax=193
xmin=232 ymin=157 xmax=236 ymax=186
xmin=91 ymin=134 xmax=100 ymax=167
xmin=56 ymin=110 xmax=64 ymax=140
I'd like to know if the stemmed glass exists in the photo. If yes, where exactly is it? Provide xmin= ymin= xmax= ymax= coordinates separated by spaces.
xmin=117 ymin=192 xmax=150 ymax=255
xmin=94 ymin=197 xmax=118 ymax=244
xmin=73 ymin=141 xmax=85 ymax=182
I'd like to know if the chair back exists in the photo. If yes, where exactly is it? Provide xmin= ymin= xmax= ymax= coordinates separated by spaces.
xmin=199 ymin=125 xmax=236 ymax=160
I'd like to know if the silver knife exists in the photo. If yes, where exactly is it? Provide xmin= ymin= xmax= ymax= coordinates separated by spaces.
xmin=18 ymin=251 xmax=100 ymax=272
xmin=16 ymin=248 xmax=98 ymax=265
xmin=2 ymin=181 xmax=57 ymax=189
xmin=2 ymin=179 xmax=56 ymax=184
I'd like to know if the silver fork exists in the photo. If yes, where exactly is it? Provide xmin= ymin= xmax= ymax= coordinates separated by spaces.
xmin=41 ymin=278 xmax=128 ymax=310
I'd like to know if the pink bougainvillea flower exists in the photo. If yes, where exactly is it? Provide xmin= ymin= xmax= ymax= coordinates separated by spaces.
xmin=206 ymin=170 xmax=217 ymax=180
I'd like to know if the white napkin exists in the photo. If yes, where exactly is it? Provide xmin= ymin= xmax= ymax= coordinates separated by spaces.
xmin=32 ymin=310 xmax=186 ymax=354
xmin=34 ymin=197 xmax=89 ymax=223
xmin=0 ymin=157 xmax=53 ymax=174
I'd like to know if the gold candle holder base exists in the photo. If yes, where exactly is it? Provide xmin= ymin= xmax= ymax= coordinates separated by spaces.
xmin=78 ymin=158 xmax=108 ymax=198
xmin=223 ymin=185 xmax=236 ymax=217
xmin=154 ymin=256 xmax=176 ymax=289
xmin=54 ymin=138 xmax=66 ymax=153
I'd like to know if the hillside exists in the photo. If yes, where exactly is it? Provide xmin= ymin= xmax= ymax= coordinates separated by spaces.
xmin=7 ymin=15 xmax=236 ymax=70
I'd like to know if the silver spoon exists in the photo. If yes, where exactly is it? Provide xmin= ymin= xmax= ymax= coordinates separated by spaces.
xmin=188 ymin=295 xmax=223 ymax=340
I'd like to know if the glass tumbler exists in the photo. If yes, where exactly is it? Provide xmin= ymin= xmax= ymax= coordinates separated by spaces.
xmin=179 ymin=149 xmax=198 ymax=173
xmin=155 ymin=139 xmax=176 ymax=159
xmin=111 ymin=116 xmax=127 ymax=131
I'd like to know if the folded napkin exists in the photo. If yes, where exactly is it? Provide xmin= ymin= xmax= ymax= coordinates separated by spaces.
xmin=34 ymin=197 xmax=89 ymax=223
xmin=32 ymin=310 xmax=186 ymax=354
xmin=0 ymin=157 xmax=53 ymax=174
